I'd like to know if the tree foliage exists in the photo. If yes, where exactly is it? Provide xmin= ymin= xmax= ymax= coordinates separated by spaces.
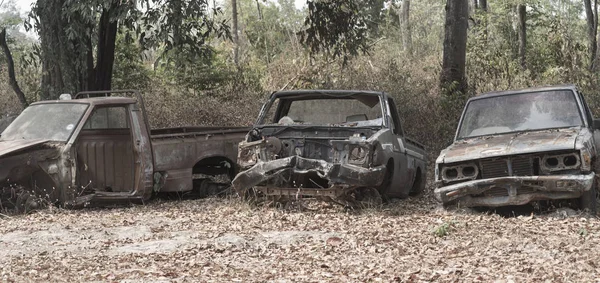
xmin=24 ymin=0 xmax=230 ymax=99
xmin=299 ymin=0 xmax=373 ymax=63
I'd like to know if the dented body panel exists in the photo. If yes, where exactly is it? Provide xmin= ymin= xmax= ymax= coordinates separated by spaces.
xmin=233 ymin=90 xmax=427 ymax=202
xmin=434 ymin=85 xmax=600 ymax=209
xmin=0 ymin=90 xmax=247 ymax=209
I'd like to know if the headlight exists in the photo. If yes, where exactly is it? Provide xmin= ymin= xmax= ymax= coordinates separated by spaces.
xmin=237 ymin=140 xmax=264 ymax=168
xmin=238 ymin=146 xmax=258 ymax=168
xmin=542 ymin=152 xmax=580 ymax=171
xmin=441 ymin=163 xmax=479 ymax=182
xmin=348 ymin=144 xmax=370 ymax=165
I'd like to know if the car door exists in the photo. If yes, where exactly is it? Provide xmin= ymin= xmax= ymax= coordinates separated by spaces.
xmin=386 ymin=97 xmax=412 ymax=196
xmin=75 ymin=105 xmax=136 ymax=193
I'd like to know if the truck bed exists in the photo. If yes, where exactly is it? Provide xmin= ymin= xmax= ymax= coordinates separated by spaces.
xmin=150 ymin=126 xmax=250 ymax=139
xmin=149 ymin=126 xmax=250 ymax=192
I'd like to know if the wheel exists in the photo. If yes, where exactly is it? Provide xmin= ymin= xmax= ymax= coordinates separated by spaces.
xmin=409 ymin=169 xmax=426 ymax=197
xmin=579 ymin=181 xmax=597 ymax=215
xmin=356 ymin=187 xmax=383 ymax=208
xmin=377 ymin=166 xmax=393 ymax=202
xmin=338 ymin=187 xmax=383 ymax=209
xmin=15 ymin=190 xmax=39 ymax=214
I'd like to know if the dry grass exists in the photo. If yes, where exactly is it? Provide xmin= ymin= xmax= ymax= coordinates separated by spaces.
xmin=0 ymin=190 xmax=598 ymax=282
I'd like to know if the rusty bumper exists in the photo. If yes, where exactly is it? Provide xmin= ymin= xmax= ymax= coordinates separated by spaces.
xmin=434 ymin=173 xmax=595 ymax=207
xmin=232 ymin=156 xmax=386 ymax=197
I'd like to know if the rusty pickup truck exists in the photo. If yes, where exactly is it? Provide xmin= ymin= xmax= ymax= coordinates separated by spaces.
xmin=434 ymin=85 xmax=599 ymax=213
xmin=232 ymin=90 xmax=427 ymax=207
xmin=0 ymin=90 xmax=247 ymax=211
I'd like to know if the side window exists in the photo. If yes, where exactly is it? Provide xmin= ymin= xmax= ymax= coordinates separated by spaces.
xmin=579 ymin=92 xmax=594 ymax=126
xmin=387 ymin=98 xmax=403 ymax=135
xmin=261 ymin=98 xmax=281 ymax=124
xmin=83 ymin=106 xmax=129 ymax=129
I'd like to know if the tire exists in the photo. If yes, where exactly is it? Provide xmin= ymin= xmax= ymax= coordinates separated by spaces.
xmin=579 ymin=181 xmax=597 ymax=215
xmin=15 ymin=190 xmax=39 ymax=214
xmin=377 ymin=164 xmax=393 ymax=202
xmin=356 ymin=187 xmax=383 ymax=208
xmin=409 ymin=169 xmax=426 ymax=197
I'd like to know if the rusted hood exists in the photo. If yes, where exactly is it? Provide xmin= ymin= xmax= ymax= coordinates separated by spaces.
xmin=0 ymin=139 xmax=52 ymax=158
xmin=439 ymin=128 xmax=580 ymax=164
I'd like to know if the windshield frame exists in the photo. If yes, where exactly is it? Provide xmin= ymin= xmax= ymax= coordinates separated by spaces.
xmin=255 ymin=92 xmax=388 ymax=128
xmin=454 ymin=88 xmax=586 ymax=141
xmin=1 ymin=102 xmax=90 ymax=142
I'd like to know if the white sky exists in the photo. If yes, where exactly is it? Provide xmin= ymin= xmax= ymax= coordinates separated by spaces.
xmin=14 ymin=0 xmax=33 ymax=13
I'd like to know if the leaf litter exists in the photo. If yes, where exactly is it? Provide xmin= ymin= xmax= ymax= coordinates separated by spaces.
xmin=0 ymin=192 xmax=598 ymax=282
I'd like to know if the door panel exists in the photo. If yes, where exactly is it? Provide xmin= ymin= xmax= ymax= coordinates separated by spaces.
xmin=386 ymin=97 xmax=412 ymax=196
xmin=76 ymin=129 xmax=134 ymax=192
xmin=75 ymin=106 xmax=135 ymax=193
xmin=390 ymin=137 xmax=411 ymax=196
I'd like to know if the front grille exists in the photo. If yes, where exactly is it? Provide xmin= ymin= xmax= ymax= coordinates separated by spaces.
xmin=512 ymin=156 xmax=534 ymax=176
xmin=481 ymin=159 xmax=509 ymax=179
xmin=480 ymin=156 xmax=534 ymax=179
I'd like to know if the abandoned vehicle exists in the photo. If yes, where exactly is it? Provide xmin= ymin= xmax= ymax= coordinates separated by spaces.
xmin=232 ymin=90 xmax=427 ymax=206
xmin=0 ymin=90 xmax=248 ymax=212
xmin=434 ymin=85 xmax=599 ymax=212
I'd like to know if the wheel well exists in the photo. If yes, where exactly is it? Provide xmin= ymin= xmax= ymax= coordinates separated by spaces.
xmin=29 ymin=170 xmax=60 ymax=204
xmin=386 ymin=159 xmax=395 ymax=173
xmin=192 ymin=156 xmax=236 ymax=179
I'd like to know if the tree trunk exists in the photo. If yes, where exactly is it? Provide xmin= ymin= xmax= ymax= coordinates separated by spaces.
xmin=440 ymin=0 xmax=469 ymax=94
xmin=473 ymin=0 xmax=478 ymax=10
xmin=401 ymin=0 xmax=412 ymax=55
xmin=37 ymin=0 xmax=72 ymax=100
xmin=518 ymin=4 xmax=527 ymax=69
xmin=232 ymin=0 xmax=239 ymax=66
xmin=596 ymin=0 xmax=600 ymax=70
xmin=585 ymin=0 xmax=598 ymax=70
xmin=0 ymin=28 xmax=28 ymax=108
xmin=479 ymin=0 xmax=487 ymax=11
xmin=94 ymin=6 xmax=118 ymax=91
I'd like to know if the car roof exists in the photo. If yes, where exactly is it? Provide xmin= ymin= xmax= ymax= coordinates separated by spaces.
xmin=30 ymin=96 xmax=137 ymax=106
xmin=270 ymin=89 xmax=385 ymax=99
xmin=471 ymin=84 xmax=578 ymax=101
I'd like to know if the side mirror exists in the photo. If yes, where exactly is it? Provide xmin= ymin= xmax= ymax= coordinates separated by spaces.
xmin=593 ymin=119 xmax=600 ymax=131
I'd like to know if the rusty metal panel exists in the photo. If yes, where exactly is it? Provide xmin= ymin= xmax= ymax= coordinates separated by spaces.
xmin=76 ymin=130 xmax=134 ymax=192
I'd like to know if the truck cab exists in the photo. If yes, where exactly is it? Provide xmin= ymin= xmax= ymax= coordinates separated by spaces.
xmin=232 ymin=90 xmax=427 ymax=207
xmin=0 ymin=90 xmax=247 ymax=211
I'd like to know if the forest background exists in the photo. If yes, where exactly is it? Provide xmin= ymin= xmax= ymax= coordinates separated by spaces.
xmin=1 ymin=0 xmax=599 ymax=158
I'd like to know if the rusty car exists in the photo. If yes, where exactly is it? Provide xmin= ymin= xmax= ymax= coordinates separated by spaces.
xmin=0 ymin=90 xmax=248 ymax=212
xmin=434 ymin=85 xmax=599 ymax=213
xmin=232 ymin=90 xmax=427 ymax=207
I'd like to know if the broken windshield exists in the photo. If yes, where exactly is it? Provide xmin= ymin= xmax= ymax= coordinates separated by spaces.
xmin=260 ymin=94 xmax=384 ymax=127
xmin=1 ymin=103 xmax=89 ymax=142
xmin=457 ymin=90 xmax=583 ymax=139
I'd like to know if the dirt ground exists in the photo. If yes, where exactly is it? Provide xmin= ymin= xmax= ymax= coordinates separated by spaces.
xmin=0 ymin=192 xmax=598 ymax=282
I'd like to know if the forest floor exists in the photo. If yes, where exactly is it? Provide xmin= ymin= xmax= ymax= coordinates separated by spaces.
xmin=0 ymin=188 xmax=599 ymax=282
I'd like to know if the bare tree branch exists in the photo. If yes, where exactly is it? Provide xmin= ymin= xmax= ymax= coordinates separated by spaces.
xmin=0 ymin=28 xmax=28 ymax=108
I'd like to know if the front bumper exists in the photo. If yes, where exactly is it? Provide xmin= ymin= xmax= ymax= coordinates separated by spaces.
xmin=434 ymin=173 xmax=595 ymax=207
xmin=232 ymin=156 xmax=386 ymax=197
